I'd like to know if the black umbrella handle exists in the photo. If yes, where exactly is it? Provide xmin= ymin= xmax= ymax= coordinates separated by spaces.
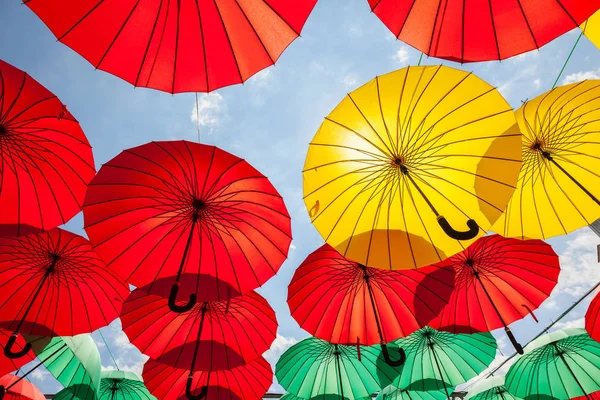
xmin=381 ymin=343 xmax=406 ymax=367
xmin=437 ymin=217 xmax=479 ymax=240
xmin=4 ymin=333 xmax=31 ymax=359
xmin=505 ymin=327 xmax=524 ymax=355
xmin=168 ymin=283 xmax=197 ymax=313
xmin=186 ymin=376 xmax=208 ymax=400
xmin=0 ymin=384 xmax=5 ymax=400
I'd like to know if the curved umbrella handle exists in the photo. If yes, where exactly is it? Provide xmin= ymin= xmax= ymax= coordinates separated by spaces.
xmin=505 ymin=327 xmax=524 ymax=355
xmin=0 ymin=384 xmax=5 ymax=400
xmin=4 ymin=333 xmax=31 ymax=359
xmin=437 ymin=217 xmax=479 ymax=241
xmin=168 ymin=283 xmax=197 ymax=313
xmin=186 ymin=376 xmax=208 ymax=400
xmin=381 ymin=343 xmax=406 ymax=367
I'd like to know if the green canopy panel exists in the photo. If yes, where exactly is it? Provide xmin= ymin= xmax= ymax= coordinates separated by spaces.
xmin=464 ymin=376 xmax=521 ymax=400
xmin=98 ymin=371 xmax=156 ymax=400
xmin=377 ymin=380 xmax=452 ymax=400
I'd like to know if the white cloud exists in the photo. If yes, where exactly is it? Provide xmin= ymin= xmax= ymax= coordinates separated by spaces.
xmin=263 ymin=335 xmax=298 ymax=394
xmin=30 ymin=368 xmax=49 ymax=382
xmin=250 ymin=69 xmax=273 ymax=87
xmin=533 ymin=78 xmax=541 ymax=89
xmin=289 ymin=243 xmax=297 ymax=251
xmin=543 ymin=299 xmax=560 ymax=310
xmin=190 ymin=93 xmax=225 ymax=132
xmin=563 ymin=69 xmax=600 ymax=85
xmin=555 ymin=228 xmax=600 ymax=297
xmin=392 ymin=46 xmax=411 ymax=65
xmin=342 ymin=74 xmax=358 ymax=89
xmin=554 ymin=317 xmax=585 ymax=330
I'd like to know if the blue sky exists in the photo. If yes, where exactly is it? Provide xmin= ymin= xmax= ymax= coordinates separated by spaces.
xmin=2 ymin=0 xmax=600 ymax=395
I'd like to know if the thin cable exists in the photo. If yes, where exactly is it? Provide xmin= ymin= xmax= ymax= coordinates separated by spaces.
xmin=417 ymin=52 xmax=424 ymax=66
xmin=98 ymin=328 xmax=120 ymax=371
xmin=552 ymin=31 xmax=584 ymax=89
xmin=195 ymin=92 xmax=201 ymax=143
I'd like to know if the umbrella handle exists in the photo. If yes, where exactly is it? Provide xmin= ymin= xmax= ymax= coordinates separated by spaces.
xmin=0 ymin=384 xmax=5 ymax=400
xmin=437 ymin=217 xmax=479 ymax=240
xmin=381 ymin=343 xmax=406 ymax=367
xmin=3 ymin=333 xmax=31 ymax=359
xmin=505 ymin=327 xmax=524 ymax=355
xmin=186 ymin=376 xmax=208 ymax=400
xmin=168 ymin=283 xmax=197 ymax=313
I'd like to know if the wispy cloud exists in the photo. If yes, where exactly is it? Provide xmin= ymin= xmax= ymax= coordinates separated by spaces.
xmin=563 ymin=69 xmax=600 ymax=85
xmin=392 ymin=46 xmax=411 ymax=65
xmin=342 ymin=73 xmax=359 ymax=89
xmin=190 ymin=93 xmax=226 ymax=133
xmin=555 ymin=228 xmax=600 ymax=297
xmin=263 ymin=334 xmax=299 ymax=393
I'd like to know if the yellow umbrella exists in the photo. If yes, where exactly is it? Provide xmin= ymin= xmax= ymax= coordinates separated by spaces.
xmin=582 ymin=11 xmax=600 ymax=49
xmin=492 ymin=80 xmax=600 ymax=240
xmin=303 ymin=65 xmax=521 ymax=270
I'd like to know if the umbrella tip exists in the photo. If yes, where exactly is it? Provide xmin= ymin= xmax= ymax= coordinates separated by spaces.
xmin=0 ymin=125 xmax=6 ymax=135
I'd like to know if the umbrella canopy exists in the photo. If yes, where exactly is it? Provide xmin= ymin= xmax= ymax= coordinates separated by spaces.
xmin=0 ymin=375 xmax=45 ymax=400
xmin=303 ymin=65 xmax=521 ymax=270
xmin=27 ymin=334 xmax=101 ymax=400
xmin=505 ymin=328 xmax=600 ymax=400
xmin=368 ymin=0 xmax=600 ymax=63
xmin=91 ymin=371 xmax=155 ymax=400
xmin=120 ymin=288 xmax=276 ymax=371
xmin=276 ymin=337 xmax=405 ymax=400
xmin=428 ymin=234 xmax=559 ymax=354
xmin=25 ymin=0 xmax=317 ymax=94
xmin=582 ymin=10 xmax=600 ymax=49
xmin=288 ymin=244 xmax=455 ymax=349
xmin=0 ymin=228 xmax=129 ymax=360
xmin=83 ymin=140 xmax=291 ymax=312
xmin=492 ymin=81 xmax=600 ymax=240
xmin=0 ymin=59 xmax=95 ymax=237
xmin=143 ymin=357 xmax=272 ymax=400
xmin=574 ymin=392 xmax=600 ymax=400
xmin=392 ymin=327 xmax=497 ymax=398
xmin=377 ymin=382 xmax=451 ymax=400
xmin=464 ymin=376 xmax=519 ymax=400
xmin=0 ymin=330 xmax=34 ymax=378
xmin=586 ymin=290 xmax=600 ymax=343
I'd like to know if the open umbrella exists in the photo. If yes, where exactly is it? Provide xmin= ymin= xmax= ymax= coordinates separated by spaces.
xmin=303 ymin=65 xmax=521 ymax=270
xmin=25 ymin=0 xmax=317 ymax=94
xmin=582 ymin=10 xmax=600 ymax=49
xmin=288 ymin=243 xmax=454 ymax=365
xmin=492 ymin=80 xmax=600 ymax=240
xmin=0 ymin=228 xmax=129 ymax=360
xmin=0 ymin=59 xmax=95 ymax=237
xmin=575 ymin=392 xmax=600 ymax=400
xmin=505 ymin=328 xmax=600 ymax=400
xmin=377 ymin=382 xmax=451 ymax=400
xmin=586 ymin=290 xmax=600 ymax=343
xmin=368 ymin=0 xmax=600 ymax=63
xmin=392 ymin=327 xmax=497 ymax=399
xmin=0 ymin=330 xmax=34 ymax=378
xmin=120 ymin=288 xmax=276 ymax=371
xmin=83 ymin=140 xmax=291 ymax=312
xmin=87 ymin=371 xmax=156 ymax=400
xmin=428 ymin=234 xmax=559 ymax=354
xmin=464 ymin=376 xmax=519 ymax=400
xmin=143 ymin=357 xmax=272 ymax=400
xmin=276 ymin=337 xmax=405 ymax=400
xmin=0 ymin=375 xmax=45 ymax=400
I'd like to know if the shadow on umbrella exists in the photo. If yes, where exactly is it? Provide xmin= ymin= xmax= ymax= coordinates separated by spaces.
xmin=0 ymin=224 xmax=42 ymax=238
xmin=413 ymin=265 xmax=456 ymax=327
xmin=137 ymin=274 xmax=242 ymax=302
xmin=159 ymin=341 xmax=245 ymax=372
xmin=53 ymin=384 xmax=97 ymax=400
xmin=375 ymin=341 xmax=405 ymax=387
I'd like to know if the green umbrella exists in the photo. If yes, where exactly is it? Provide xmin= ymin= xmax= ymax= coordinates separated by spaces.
xmin=505 ymin=328 xmax=600 ymax=400
xmin=56 ymin=371 xmax=155 ymax=400
xmin=392 ymin=327 xmax=497 ymax=398
xmin=29 ymin=334 xmax=101 ymax=400
xmin=464 ymin=376 xmax=520 ymax=400
xmin=376 ymin=381 xmax=452 ymax=400
xmin=275 ymin=337 xmax=404 ymax=400
xmin=280 ymin=393 xmax=369 ymax=400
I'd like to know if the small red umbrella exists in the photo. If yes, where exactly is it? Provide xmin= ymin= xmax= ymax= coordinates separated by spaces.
xmin=120 ymin=288 xmax=276 ymax=371
xmin=428 ymin=234 xmax=559 ymax=354
xmin=368 ymin=0 xmax=600 ymax=63
xmin=143 ymin=357 xmax=272 ymax=400
xmin=0 ymin=228 xmax=129 ymax=360
xmin=0 ymin=330 xmax=34 ymax=378
xmin=25 ymin=0 xmax=317 ymax=94
xmin=0 ymin=59 xmax=95 ymax=237
xmin=288 ymin=244 xmax=455 ymax=366
xmin=83 ymin=141 xmax=291 ymax=312
xmin=586 ymin=290 xmax=600 ymax=343
xmin=0 ymin=374 xmax=45 ymax=400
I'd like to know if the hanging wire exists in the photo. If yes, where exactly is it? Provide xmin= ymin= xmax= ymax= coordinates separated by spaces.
xmin=417 ymin=52 xmax=424 ymax=66
xmin=195 ymin=92 xmax=201 ymax=143
xmin=552 ymin=31 xmax=584 ymax=89
xmin=98 ymin=328 xmax=120 ymax=371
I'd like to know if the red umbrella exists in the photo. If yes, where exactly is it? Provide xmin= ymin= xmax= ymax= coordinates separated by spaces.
xmin=574 ymin=392 xmax=600 ymax=400
xmin=0 ymin=228 xmax=129 ymax=360
xmin=0 ymin=59 xmax=95 ymax=237
xmin=0 ymin=375 xmax=45 ymax=400
xmin=83 ymin=141 xmax=291 ymax=312
xmin=586 ymin=290 xmax=600 ymax=343
xmin=120 ymin=288 xmax=276 ymax=371
xmin=143 ymin=357 xmax=272 ymax=400
xmin=25 ymin=0 xmax=317 ymax=94
xmin=288 ymin=244 xmax=455 ymax=366
xmin=428 ymin=234 xmax=559 ymax=354
xmin=0 ymin=330 xmax=34 ymax=378
xmin=368 ymin=0 xmax=600 ymax=63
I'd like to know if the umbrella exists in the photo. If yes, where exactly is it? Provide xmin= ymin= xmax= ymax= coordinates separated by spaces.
xmin=83 ymin=140 xmax=291 ymax=312
xmin=464 ymin=376 xmax=519 ymax=400
xmin=368 ymin=0 xmax=600 ymax=63
xmin=280 ymin=394 xmax=368 ymax=400
xmin=0 ymin=330 xmax=34 ymax=378
xmin=25 ymin=0 xmax=317 ymax=94
xmin=0 ymin=228 xmax=129 ymax=360
xmin=575 ymin=392 xmax=600 ymax=400
xmin=392 ymin=327 xmax=497 ymax=399
xmin=376 ymin=382 xmax=451 ymax=400
xmin=84 ymin=371 xmax=156 ymax=400
xmin=586 ymin=290 xmax=600 ymax=343
xmin=276 ymin=337 xmax=405 ymax=400
xmin=505 ymin=328 xmax=600 ymax=400
xmin=0 ymin=375 xmax=45 ymax=400
xmin=143 ymin=357 xmax=272 ymax=400
xmin=303 ymin=65 xmax=521 ymax=270
xmin=582 ymin=10 xmax=600 ymax=49
xmin=492 ymin=80 xmax=600 ymax=240
xmin=120 ymin=288 xmax=276 ymax=371
xmin=0 ymin=59 xmax=95 ymax=237
xmin=428 ymin=234 xmax=559 ymax=354
xmin=287 ymin=243 xmax=455 ymax=365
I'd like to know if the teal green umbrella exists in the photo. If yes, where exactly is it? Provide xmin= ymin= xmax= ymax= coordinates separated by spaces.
xmin=376 ymin=381 xmax=452 ymax=400
xmin=280 ymin=393 xmax=369 ymax=400
xmin=505 ymin=328 xmax=600 ymax=400
xmin=275 ymin=337 xmax=404 ymax=400
xmin=29 ymin=334 xmax=101 ymax=400
xmin=392 ymin=327 xmax=497 ymax=398
xmin=464 ymin=376 xmax=520 ymax=400
xmin=56 ymin=371 xmax=155 ymax=400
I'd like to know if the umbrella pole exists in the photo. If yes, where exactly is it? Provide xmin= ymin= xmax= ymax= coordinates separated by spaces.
xmin=169 ymin=212 xmax=201 ymax=313
xmin=553 ymin=343 xmax=592 ymax=400
xmin=466 ymin=260 xmax=524 ymax=354
xmin=186 ymin=304 xmax=209 ymax=400
xmin=426 ymin=336 xmax=451 ymax=399
xmin=333 ymin=345 xmax=345 ymax=400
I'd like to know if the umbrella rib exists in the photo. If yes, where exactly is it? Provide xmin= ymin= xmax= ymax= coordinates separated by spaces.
xmin=133 ymin=0 xmax=165 ymax=87
xmin=213 ymin=0 xmax=246 ymax=83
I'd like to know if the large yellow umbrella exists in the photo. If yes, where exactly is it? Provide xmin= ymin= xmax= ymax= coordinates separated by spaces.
xmin=582 ymin=11 xmax=600 ymax=49
xmin=303 ymin=65 xmax=522 ymax=270
xmin=492 ymin=80 xmax=600 ymax=240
